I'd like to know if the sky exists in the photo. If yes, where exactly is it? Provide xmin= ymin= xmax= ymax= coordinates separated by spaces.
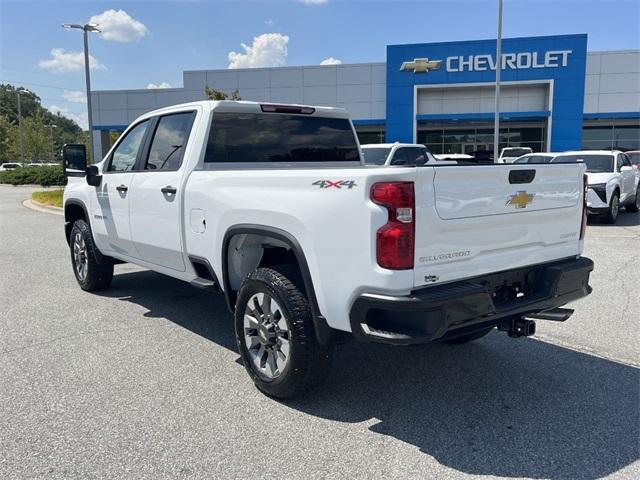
xmin=1 ymin=0 xmax=639 ymax=129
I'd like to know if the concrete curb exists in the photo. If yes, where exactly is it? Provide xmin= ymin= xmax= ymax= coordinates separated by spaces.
xmin=22 ymin=199 xmax=64 ymax=217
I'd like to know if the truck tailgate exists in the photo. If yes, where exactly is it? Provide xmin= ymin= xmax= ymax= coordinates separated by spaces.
xmin=413 ymin=164 xmax=586 ymax=288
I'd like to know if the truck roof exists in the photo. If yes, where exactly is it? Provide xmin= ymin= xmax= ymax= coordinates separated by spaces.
xmin=140 ymin=100 xmax=351 ymax=119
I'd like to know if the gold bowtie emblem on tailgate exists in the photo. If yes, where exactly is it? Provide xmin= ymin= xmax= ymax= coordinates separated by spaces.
xmin=399 ymin=58 xmax=442 ymax=73
xmin=506 ymin=191 xmax=535 ymax=209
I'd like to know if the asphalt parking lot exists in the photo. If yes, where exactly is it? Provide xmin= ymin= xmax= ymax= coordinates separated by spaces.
xmin=1 ymin=184 xmax=638 ymax=480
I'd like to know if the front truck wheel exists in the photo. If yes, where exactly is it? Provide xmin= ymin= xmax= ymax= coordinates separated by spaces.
xmin=235 ymin=267 xmax=333 ymax=399
xmin=69 ymin=219 xmax=114 ymax=291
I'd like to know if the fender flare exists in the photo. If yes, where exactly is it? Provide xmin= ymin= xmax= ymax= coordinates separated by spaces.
xmin=63 ymin=199 xmax=90 ymax=245
xmin=221 ymin=224 xmax=335 ymax=345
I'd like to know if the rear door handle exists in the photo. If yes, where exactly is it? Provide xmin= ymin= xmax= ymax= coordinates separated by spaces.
xmin=161 ymin=185 xmax=177 ymax=195
xmin=116 ymin=184 xmax=128 ymax=193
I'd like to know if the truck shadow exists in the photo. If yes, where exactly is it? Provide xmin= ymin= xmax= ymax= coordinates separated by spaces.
xmin=100 ymin=269 xmax=639 ymax=480
xmin=588 ymin=210 xmax=640 ymax=227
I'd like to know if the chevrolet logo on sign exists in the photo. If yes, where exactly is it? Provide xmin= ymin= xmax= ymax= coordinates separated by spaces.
xmin=399 ymin=58 xmax=442 ymax=73
xmin=506 ymin=191 xmax=535 ymax=209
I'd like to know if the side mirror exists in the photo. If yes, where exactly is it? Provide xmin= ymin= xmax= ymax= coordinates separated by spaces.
xmin=86 ymin=165 xmax=101 ymax=187
xmin=620 ymin=166 xmax=633 ymax=172
xmin=62 ymin=143 xmax=87 ymax=177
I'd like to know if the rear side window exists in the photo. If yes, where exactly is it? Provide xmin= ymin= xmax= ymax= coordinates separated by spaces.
xmin=204 ymin=113 xmax=360 ymax=163
xmin=390 ymin=148 xmax=409 ymax=166
xmin=405 ymin=147 xmax=427 ymax=165
xmin=145 ymin=112 xmax=195 ymax=171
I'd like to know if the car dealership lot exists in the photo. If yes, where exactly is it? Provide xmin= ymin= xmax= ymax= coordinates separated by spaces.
xmin=1 ymin=185 xmax=638 ymax=480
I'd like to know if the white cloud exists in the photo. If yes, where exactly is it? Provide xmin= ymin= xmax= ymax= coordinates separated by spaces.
xmin=298 ymin=0 xmax=328 ymax=4
xmin=147 ymin=82 xmax=172 ymax=89
xmin=265 ymin=19 xmax=274 ymax=26
xmin=48 ymin=105 xmax=88 ymax=130
xmin=89 ymin=9 xmax=148 ymax=43
xmin=62 ymin=90 xmax=87 ymax=103
xmin=320 ymin=57 xmax=342 ymax=65
xmin=228 ymin=33 xmax=289 ymax=69
xmin=38 ymin=49 xmax=106 ymax=73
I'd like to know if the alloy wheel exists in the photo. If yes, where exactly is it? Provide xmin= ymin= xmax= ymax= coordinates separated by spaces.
xmin=73 ymin=232 xmax=88 ymax=281
xmin=243 ymin=292 xmax=291 ymax=380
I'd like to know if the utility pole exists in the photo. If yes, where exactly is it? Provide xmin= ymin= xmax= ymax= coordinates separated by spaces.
xmin=62 ymin=22 xmax=100 ymax=164
xmin=493 ymin=0 xmax=503 ymax=163
xmin=45 ymin=124 xmax=58 ymax=162
xmin=15 ymin=90 xmax=25 ymax=164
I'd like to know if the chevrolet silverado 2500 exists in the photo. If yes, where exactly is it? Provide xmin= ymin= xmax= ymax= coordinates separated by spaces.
xmin=62 ymin=101 xmax=593 ymax=399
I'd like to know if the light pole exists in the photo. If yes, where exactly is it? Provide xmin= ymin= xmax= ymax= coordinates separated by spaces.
xmin=493 ymin=0 xmax=503 ymax=162
xmin=15 ymin=89 xmax=27 ymax=164
xmin=45 ymin=124 xmax=58 ymax=162
xmin=62 ymin=22 xmax=100 ymax=164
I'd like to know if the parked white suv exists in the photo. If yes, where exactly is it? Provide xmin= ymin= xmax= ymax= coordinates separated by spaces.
xmin=62 ymin=100 xmax=593 ymax=398
xmin=498 ymin=147 xmax=533 ymax=163
xmin=552 ymin=150 xmax=640 ymax=223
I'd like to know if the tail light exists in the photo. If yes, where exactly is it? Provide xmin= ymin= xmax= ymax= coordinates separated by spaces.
xmin=371 ymin=182 xmax=415 ymax=269
xmin=580 ymin=173 xmax=588 ymax=240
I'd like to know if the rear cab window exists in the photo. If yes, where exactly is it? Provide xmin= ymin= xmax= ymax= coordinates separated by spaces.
xmin=204 ymin=112 xmax=360 ymax=165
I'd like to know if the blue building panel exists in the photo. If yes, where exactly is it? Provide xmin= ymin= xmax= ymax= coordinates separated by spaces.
xmin=386 ymin=34 xmax=588 ymax=151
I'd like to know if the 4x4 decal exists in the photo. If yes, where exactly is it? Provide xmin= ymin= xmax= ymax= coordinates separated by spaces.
xmin=312 ymin=180 xmax=357 ymax=189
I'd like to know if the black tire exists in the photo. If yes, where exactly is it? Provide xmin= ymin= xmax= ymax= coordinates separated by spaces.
xmin=603 ymin=191 xmax=619 ymax=224
xmin=626 ymin=187 xmax=640 ymax=213
xmin=445 ymin=327 xmax=494 ymax=344
xmin=234 ymin=266 xmax=333 ymax=399
xmin=69 ymin=219 xmax=114 ymax=291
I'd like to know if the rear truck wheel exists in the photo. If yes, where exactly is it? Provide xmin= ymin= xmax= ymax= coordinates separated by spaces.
xmin=69 ymin=219 xmax=114 ymax=291
xmin=603 ymin=191 xmax=619 ymax=224
xmin=445 ymin=327 xmax=494 ymax=344
xmin=235 ymin=267 xmax=333 ymax=399
xmin=626 ymin=187 xmax=640 ymax=213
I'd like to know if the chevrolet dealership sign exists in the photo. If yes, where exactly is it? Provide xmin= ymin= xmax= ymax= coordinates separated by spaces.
xmin=401 ymin=50 xmax=572 ymax=73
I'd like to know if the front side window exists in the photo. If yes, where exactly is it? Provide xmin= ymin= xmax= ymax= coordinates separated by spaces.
xmin=627 ymin=152 xmax=640 ymax=165
xmin=145 ymin=112 xmax=195 ymax=170
xmin=362 ymin=147 xmax=391 ymax=165
xmin=204 ymin=113 xmax=360 ymax=163
xmin=108 ymin=120 xmax=150 ymax=172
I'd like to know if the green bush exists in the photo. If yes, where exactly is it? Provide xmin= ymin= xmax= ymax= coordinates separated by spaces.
xmin=0 ymin=166 xmax=66 ymax=187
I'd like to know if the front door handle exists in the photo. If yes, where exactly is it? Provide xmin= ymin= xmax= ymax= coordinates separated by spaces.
xmin=116 ymin=184 xmax=128 ymax=193
xmin=161 ymin=185 xmax=177 ymax=195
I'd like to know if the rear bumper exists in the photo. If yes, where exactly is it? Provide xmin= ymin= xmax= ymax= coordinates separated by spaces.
xmin=349 ymin=257 xmax=593 ymax=345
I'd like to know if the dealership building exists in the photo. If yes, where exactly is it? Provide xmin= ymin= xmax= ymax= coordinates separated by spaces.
xmin=91 ymin=34 xmax=639 ymax=158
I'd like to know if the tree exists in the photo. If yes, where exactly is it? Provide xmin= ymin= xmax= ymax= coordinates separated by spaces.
xmin=204 ymin=85 xmax=241 ymax=101
xmin=0 ymin=115 xmax=18 ymax=162
xmin=0 ymin=84 xmax=87 ymax=162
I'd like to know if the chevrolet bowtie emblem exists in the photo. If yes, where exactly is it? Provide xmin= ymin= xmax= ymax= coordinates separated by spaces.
xmin=506 ymin=191 xmax=535 ymax=209
xmin=399 ymin=58 xmax=442 ymax=73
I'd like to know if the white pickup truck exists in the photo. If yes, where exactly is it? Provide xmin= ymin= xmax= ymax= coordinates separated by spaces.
xmin=62 ymin=101 xmax=593 ymax=399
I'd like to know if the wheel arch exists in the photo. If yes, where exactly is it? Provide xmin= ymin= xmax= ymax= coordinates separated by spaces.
xmin=64 ymin=199 xmax=89 ymax=246
xmin=222 ymin=224 xmax=335 ymax=345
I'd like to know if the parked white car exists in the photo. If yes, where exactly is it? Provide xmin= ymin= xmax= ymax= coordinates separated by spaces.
xmin=0 ymin=162 xmax=22 ymax=171
xmin=434 ymin=153 xmax=474 ymax=162
xmin=62 ymin=100 xmax=593 ymax=398
xmin=361 ymin=143 xmax=444 ymax=166
xmin=514 ymin=153 xmax=557 ymax=164
xmin=498 ymin=147 xmax=533 ymax=163
xmin=552 ymin=150 xmax=640 ymax=223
